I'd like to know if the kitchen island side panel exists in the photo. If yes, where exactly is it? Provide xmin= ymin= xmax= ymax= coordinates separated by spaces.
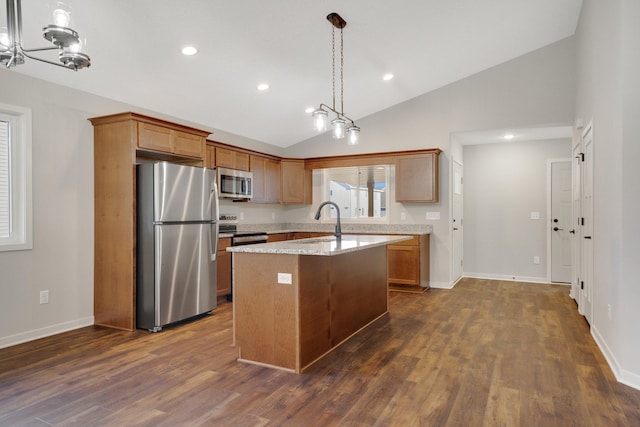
xmin=233 ymin=253 xmax=299 ymax=371
xmin=329 ymin=246 xmax=388 ymax=346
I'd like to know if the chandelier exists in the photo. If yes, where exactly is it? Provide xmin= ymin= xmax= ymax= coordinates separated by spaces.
xmin=0 ymin=0 xmax=91 ymax=70
xmin=311 ymin=12 xmax=360 ymax=145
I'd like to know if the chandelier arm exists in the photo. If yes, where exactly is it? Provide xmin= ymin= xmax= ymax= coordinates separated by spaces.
xmin=21 ymin=46 xmax=60 ymax=53
xmin=340 ymin=26 xmax=344 ymax=115
xmin=21 ymin=50 xmax=76 ymax=70
xmin=15 ymin=0 xmax=23 ymax=45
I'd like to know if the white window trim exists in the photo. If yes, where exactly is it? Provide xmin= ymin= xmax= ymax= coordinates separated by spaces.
xmin=0 ymin=103 xmax=32 ymax=251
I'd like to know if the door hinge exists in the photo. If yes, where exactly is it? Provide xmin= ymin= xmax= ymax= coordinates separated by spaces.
xmin=581 ymin=217 xmax=585 ymax=226
xmin=581 ymin=281 xmax=584 ymax=290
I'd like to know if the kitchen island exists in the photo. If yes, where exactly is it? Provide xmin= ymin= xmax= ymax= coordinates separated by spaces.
xmin=227 ymin=234 xmax=411 ymax=373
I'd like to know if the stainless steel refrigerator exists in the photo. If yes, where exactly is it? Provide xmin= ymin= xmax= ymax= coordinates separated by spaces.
xmin=136 ymin=162 xmax=219 ymax=331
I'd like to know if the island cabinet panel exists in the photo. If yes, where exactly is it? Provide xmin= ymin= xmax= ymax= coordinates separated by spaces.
xmin=395 ymin=152 xmax=439 ymax=203
xmin=233 ymin=244 xmax=389 ymax=373
xmin=217 ymin=237 xmax=232 ymax=297
xmin=234 ymin=253 xmax=299 ymax=370
xmin=267 ymin=233 xmax=292 ymax=242
xmin=215 ymin=147 xmax=250 ymax=171
xmin=329 ymin=246 xmax=388 ymax=346
xmin=387 ymin=234 xmax=430 ymax=293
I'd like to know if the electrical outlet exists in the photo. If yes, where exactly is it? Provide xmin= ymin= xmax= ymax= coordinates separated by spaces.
xmin=400 ymin=212 xmax=406 ymax=221
xmin=530 ymin=211 xmax=540 ymax=220
xmin=426 ymin=212 xmax=440 ymax=220
xmin=533 ymin=256 xmax=540 ymax=264
xmin=277 ymin=273 xmax=292 ymax=285
xmin=239 ymin=212 xmax=245 ymax=221
xmin=39 ymin=290 xmax=49 ymax=304
xmin=271 ymin=212 xmax=276 ymax=220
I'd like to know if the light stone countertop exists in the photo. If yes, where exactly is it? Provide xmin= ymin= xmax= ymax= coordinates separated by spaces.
xmin=226 ymin=234 xmax=412 ymax=256
xmin=237 ymin=222 xmax=433 ymax=235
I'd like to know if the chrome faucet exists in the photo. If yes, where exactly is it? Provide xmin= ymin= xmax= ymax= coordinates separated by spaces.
xmin=314 ymin=201 xmax=341 ymax=239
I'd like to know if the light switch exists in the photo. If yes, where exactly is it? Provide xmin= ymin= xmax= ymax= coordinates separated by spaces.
xmin=400 ymin=212 xmax=407 ymax=221
xmin=530 ymin=211 xmax=540 ymax=220
xmin=426 ymin=212 xmax=440 ymax=220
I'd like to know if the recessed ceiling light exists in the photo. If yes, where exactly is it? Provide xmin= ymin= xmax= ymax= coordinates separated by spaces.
xmin=305 ymin=107 xmax=315 ymax=114
xmin=383 ymin=73 xmax=394 ymax=81
xmin=257 ymin=83 xmax=269 ymax=91
xmin=504 ymin=133 xmax=515 ymax=140
xmin=181 ymin=46 xmax=198 ymax=56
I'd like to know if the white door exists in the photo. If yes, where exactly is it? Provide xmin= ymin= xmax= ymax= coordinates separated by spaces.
xmin=581 ymin=123 xmax=594 ymax=324
xmin=571 ymin=137 xmax=582 ymax=301
xmin=550 ymin=161 xmax=572 ymax=283
xmin=452 ymin=160 xmax=464 ymax=282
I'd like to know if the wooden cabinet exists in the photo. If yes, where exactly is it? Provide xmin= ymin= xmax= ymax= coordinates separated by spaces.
xmin=205 ymin=145 xmax=216 ymax=168
xmin=250 ymin=155 xmax=281 ymax=203
xmin=215 ymin=147 xmax=249 ymax=171
xmin=217 ymin=237 xmax=232 ymax=297
xmin=138 ymin=122 xmax=205 ymax=159
xmin=281 ymin=159 xmax=312 ymax=204
xmin=387 ymin=235 xmax=430 ymax=293
xmin=395 ymin=152 xmax=440 ymax=203
xmin=268 ymin=233 xmax=291 ymax=242
xmin=89 ymin=112 xmax=210 ymax=330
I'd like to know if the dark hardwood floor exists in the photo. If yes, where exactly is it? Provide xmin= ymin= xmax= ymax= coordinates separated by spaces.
xmin=1 ymin=278 xmax=639 ymax=426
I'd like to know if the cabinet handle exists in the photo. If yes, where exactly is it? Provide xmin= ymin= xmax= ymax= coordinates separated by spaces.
xmin=553 ymin=227 xmax=564 ymax=231
xmin=584 ymin=236 xmax=592 ymax=239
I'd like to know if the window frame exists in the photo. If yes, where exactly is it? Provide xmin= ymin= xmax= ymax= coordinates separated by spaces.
xmin=0 ymin=103 xmax=32 ymax=251
xmin=321 ymin=166 xmax=390 ymax=224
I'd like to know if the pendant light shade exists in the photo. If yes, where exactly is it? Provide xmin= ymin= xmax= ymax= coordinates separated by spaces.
xmin=312 ymin=108 xmax=329 ymax=132
xmin=347 ymin=125 xmax=360 ymax=145
xmin=332 ymin=118 xmax=346 ymax=139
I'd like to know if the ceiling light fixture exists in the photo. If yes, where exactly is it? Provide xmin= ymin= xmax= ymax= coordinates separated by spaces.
xmin=311 ymin=12 xmax=360 ymax=145
xmin=257 ymin=83 xmax=269 ymax=91
xmin=504 ymin=133 xmax=515 ymax=140
xmin=0 ymin=0 xmax=90 ymax=70
xmin=383 ymin=73 xmax=394 ymax=81
xmin=181 ymin=46 xmax=197 ymax=56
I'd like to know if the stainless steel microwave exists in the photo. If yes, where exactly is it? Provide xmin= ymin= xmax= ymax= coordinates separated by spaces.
xmin=217 ymin=167 xmax=253 ymax=199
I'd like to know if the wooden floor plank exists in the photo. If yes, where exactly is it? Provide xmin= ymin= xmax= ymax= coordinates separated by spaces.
xmin=1 ymin=278 xmax=639 ymax=426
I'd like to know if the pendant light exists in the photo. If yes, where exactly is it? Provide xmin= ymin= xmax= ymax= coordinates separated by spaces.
xmin=0 ymin=0 xmax=91 ymax=70
xmin=311 ymin=12 xmax=360 ymax=145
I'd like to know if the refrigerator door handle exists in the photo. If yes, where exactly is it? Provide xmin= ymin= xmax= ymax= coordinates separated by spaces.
xmin=211 ymin=223 xmax=219 ymax=261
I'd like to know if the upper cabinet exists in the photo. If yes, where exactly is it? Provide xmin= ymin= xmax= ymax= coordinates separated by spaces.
xmin=250 ymin=155 xmax=281 ymax=203
xmin=395 ymin=151 xmax=440 ymax=203
xmin=137 ymin=121 xmax=206 ymax=159
xmin=215 ymin=147 xmax=249 ymax=171
xmin=281 ymin=159 xmax=312 ymax=204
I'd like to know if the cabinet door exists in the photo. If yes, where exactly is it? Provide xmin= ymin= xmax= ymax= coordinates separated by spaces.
xmin=216 ymin=147 xmax=250 ymax=171
xmin=264 ymin=158 xmax=281 ymax=203
xmin=250 ymin=155 xmax=266 ymax=202
xmin=172 ymin=130 xmax=203 ymax=158
xmin=217 ymin=238 xmax=232 ymax=296
xmin=387 ymin=245 xmax=420 ymax=285
xmin=395 ymin=153 xmax=439 ymax=203
xmin=281 ymin=160 xmax=311 ymax=204
xmin=138 ymin=122 xmax=172 ymax=152
xmin=268 ymin=233 xmax=290 ymax=242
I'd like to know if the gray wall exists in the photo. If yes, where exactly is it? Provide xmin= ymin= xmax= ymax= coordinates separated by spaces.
xmin=574 ymin=0 xmax=640 ymax=388
xmin=463 ymin=139 xmax=571 ymax=281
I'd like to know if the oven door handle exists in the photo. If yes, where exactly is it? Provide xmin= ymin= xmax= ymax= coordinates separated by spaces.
xmin=232 ymin=235 xmax=268 ymax=245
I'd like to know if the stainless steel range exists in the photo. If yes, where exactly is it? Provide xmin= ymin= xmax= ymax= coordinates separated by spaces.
xmin=219 ymin=214 xmax=268 ymax=246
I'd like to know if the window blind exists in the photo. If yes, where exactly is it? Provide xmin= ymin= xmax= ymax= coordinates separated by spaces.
xmin=0 ymin=120 xmax=10 ymax=238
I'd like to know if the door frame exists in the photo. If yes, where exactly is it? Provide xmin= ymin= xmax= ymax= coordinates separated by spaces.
xmin=546 ymin=158 xmax=572 ymax=284
xmin=451 ymin=159 xmax=464 ymax=284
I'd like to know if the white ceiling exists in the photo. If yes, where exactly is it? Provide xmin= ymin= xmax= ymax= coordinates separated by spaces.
xmin=3 ymin=0 xmax=583 ymax=148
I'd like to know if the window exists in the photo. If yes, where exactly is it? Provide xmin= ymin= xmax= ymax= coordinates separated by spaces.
xmin=325 ymin=165 xmax=389 ymax=220
xmin=0 ymin=103 xmax=32 ymax=251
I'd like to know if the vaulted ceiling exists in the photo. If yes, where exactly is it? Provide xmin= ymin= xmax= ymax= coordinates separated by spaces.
xmin=4 ymin=1 xmax=583 ymax=147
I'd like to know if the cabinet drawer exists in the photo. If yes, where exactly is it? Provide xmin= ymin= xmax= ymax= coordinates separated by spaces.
xmin=391 ymin=235 xmax=420 ymax=246
xmin=218 ymin=237 xmax=231 ymax=251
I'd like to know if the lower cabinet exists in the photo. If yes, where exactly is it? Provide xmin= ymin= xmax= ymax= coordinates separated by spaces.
xmin=217 ymin=237 xmax=232 ymax=297
xmin=387 ymin=235 xmax=430 ymax=293
xmin=268 ymin=233 xmax=291 ymax=242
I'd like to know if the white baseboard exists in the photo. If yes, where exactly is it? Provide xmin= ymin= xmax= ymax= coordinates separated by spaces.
xmin=592 ymin=325 xmax=640 ymax=391
xmin=0 ymin=316 xmax=94 ymax=350
xmin=429 ymin=281 xmax=455 ymax=289
xmin=463 ymin=272 xmax=551 ymax=284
